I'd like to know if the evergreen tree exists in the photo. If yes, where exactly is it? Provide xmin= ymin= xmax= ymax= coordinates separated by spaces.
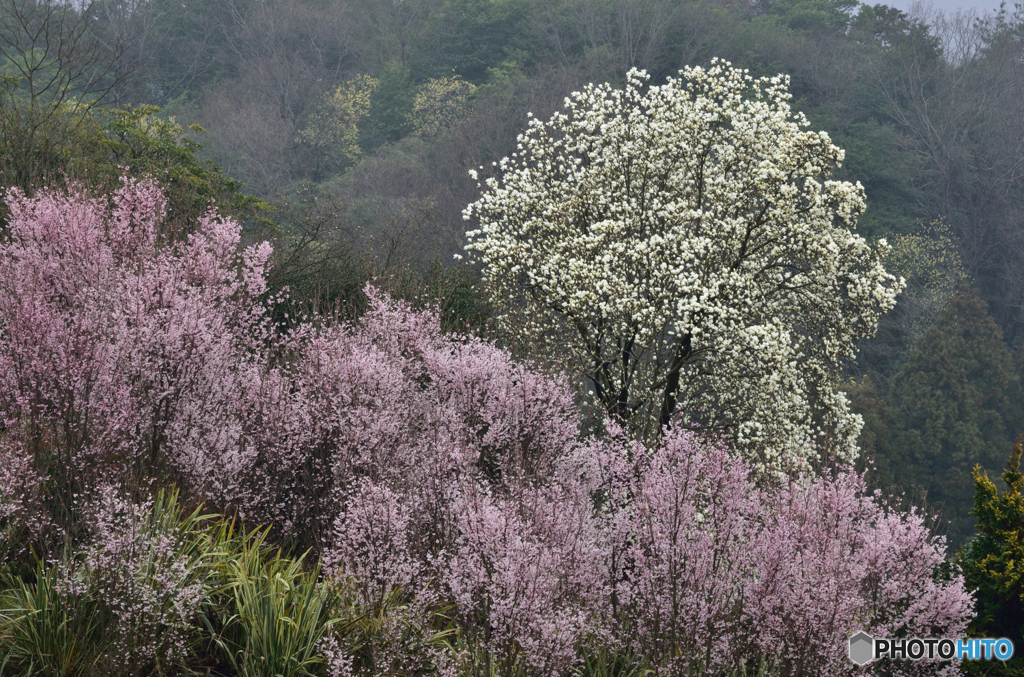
xmin=888 ymin=287 xmax=1023 ymax=545
xmin=959 ymin=437 xmax=1024 ymax=676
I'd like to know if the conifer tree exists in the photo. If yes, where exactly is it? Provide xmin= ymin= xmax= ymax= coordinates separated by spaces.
xmin=959 ymin=437 xmax=1024 ymax=676
xmin=889 ymin=287 xmax=1023 ymax=545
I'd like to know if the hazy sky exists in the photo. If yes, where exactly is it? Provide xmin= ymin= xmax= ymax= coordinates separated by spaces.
xmin=884 ymin=0 xmax=1012 ymax=14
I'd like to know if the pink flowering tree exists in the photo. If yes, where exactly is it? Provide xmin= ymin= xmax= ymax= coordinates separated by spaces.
xmin=302 ymin=289 xmax=604 ymax=674
xmin=569 ymin=427 xmax=975 ymax=676
xmin=307 ymin=295 xmax=973 ymax=675
xmin=621 ymin=434 xmax=761 ymax=672
xmin=0 ymin=178 xmax=275 ymax=553
xmin=0 ymin=179 xmax=974 ymax=675
xmin=744 ymin=470 xmax=972 ymax=676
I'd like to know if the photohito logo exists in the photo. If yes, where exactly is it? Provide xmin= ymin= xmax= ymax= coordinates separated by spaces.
xmin=849 ymin=632 xmax=1014 ymax=665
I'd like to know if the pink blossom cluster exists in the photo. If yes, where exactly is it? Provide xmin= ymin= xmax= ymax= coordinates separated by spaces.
xmin=0 ymin=181 xmax=973 ymax=675
xmin=0 ymin=179 xmax=275 ymax=541
xmin=299 ymin=298 xmax=974 ymax=675
xmin=0 ymin=437 xmax=46 ymax=561
xmin=578 ymin=431 xmax=974 ymax=676
xmin=56 ymin=487 xmax=207 ymax=674
xmin=295 ymin=293 xmax=972 ymax=675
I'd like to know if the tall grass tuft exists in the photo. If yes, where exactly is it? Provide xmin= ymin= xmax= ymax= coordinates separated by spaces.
xmin=0 ymin=558 xmax=103 ymax=677
xmin=205 ymin=528 xmax=339 ymax=677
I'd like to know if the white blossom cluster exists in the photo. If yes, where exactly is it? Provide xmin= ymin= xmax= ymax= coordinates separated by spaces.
xmin=464 ymin=60 xmax=904 ymax=475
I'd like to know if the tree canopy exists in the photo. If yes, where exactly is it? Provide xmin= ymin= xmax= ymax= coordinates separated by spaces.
xmin=467 ymin=62 xmax=902 ymax=473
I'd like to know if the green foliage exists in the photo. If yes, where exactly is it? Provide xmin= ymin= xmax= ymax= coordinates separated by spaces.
xmin=423 ymin=0 xmax=536 ymax=82
xmin=409 ymin=76 xmax=476 ymax=137
xmin=765 ymin=0 xmax=859 ymax=32
xmin=884 ymin=288 xmax=1024 ymax=546
xmin=0 ymin=561 xmax=104 ymax=677
xmin=851 ymin=3 xmax=942 ymax=56
xmin=846 ymin=376 xmax=904 ymax=488
xmin=0 ymin=27 xmax=108 ymax=191
xmin=135 ymin=0 xmax=243 ymax=103
xmin=881 ymin=219 xmax=972 ymax=354
xmin=959 ymin=438 xmax=1024 ymax=676
xmin=0 ymin=72 xmax=90 ymax=194
xmin=298 ymin=75 xmax=380 ymax=179
xmin=364 ymin=62 xmax=417 ymax=148
xmin=204 ymin=530 xmax=338 ymax=677
xmin=829 ymin=120 xmax=928 ymax=239
xmin=0 ymin=100 xmax=265 ymax=232
xmin=99 ymin=106 xmax=263 ymax=225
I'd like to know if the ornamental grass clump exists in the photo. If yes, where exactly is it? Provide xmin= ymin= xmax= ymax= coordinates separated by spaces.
xmin=205 ymin=530 xmax=339 ymax=677
xmin=1 ymin=489 xmax=214 ymax=676
xmin=0 ymin=561 xmax=105 ymax=677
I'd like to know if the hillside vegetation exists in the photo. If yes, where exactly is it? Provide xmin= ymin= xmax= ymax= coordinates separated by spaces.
xmin=1 ymin=0 xmax=1023 ymax=674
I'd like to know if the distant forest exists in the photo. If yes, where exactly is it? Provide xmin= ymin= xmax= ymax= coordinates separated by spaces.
xmin=2 ymin=0 xmax=1023 ymax=546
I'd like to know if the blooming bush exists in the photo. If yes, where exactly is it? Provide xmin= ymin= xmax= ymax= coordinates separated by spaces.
xmin=327 ymin=479 xmax=421 ymax=609
xmin=265 ymin=284 xmax=584 ymax=552
xmin=0 ymin=438 xmax=46 ymax=563
xmin=0 ymin=180 xmax=972 ymax=676
xmin=615 ymin=433 xmax=761 ymax=672
xmin=577 ymin=429 xmax=974 ymax=676
xmin=0 ymin=490 xmax=214 ymax=677
xmin=58 ymin=489 xmax=210 ymax=676
xmin=302 ymin=290 xmax=602 ymax=674
xmin=744 ymin=471 xmax=973 ymax=677
xmin=0 ymin=178 xmax=275 ymax=547
xmin=315 ymin=409 xmax=973 ymax=675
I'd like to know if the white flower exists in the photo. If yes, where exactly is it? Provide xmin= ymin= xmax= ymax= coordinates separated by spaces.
xmin=463 ymin=61 xmax=903 ymax=477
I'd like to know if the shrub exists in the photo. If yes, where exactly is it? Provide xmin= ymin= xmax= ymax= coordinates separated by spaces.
xmin=1 ymin=489 xmax=215 ymax=676
xmin=319 ymin=413 xmax=973 ymax=675
xmin=958 ymin=437 xmax=1024 ymax=677
xmin=0 ymin=437 xmax=46 ymax=565
xmin=573 ymin=428 xmax=973 ymax=676
xmin=0 ymin=179 xmax=974 ymax=676
xmin=0 ymin=177 xmax=277 ymax=551
xmin=745 ymin=470 xmax=972 ymax=676
xmin=67 ymin=488 xmax=211 ymax=675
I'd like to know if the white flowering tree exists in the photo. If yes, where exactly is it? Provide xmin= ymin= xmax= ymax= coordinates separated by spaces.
xmin=464 ymin=61 xmax=903 ymax=475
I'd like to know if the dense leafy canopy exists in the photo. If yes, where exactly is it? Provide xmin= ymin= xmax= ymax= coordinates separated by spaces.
xmin=862 ymin=289 xmax=1024 ymax=545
